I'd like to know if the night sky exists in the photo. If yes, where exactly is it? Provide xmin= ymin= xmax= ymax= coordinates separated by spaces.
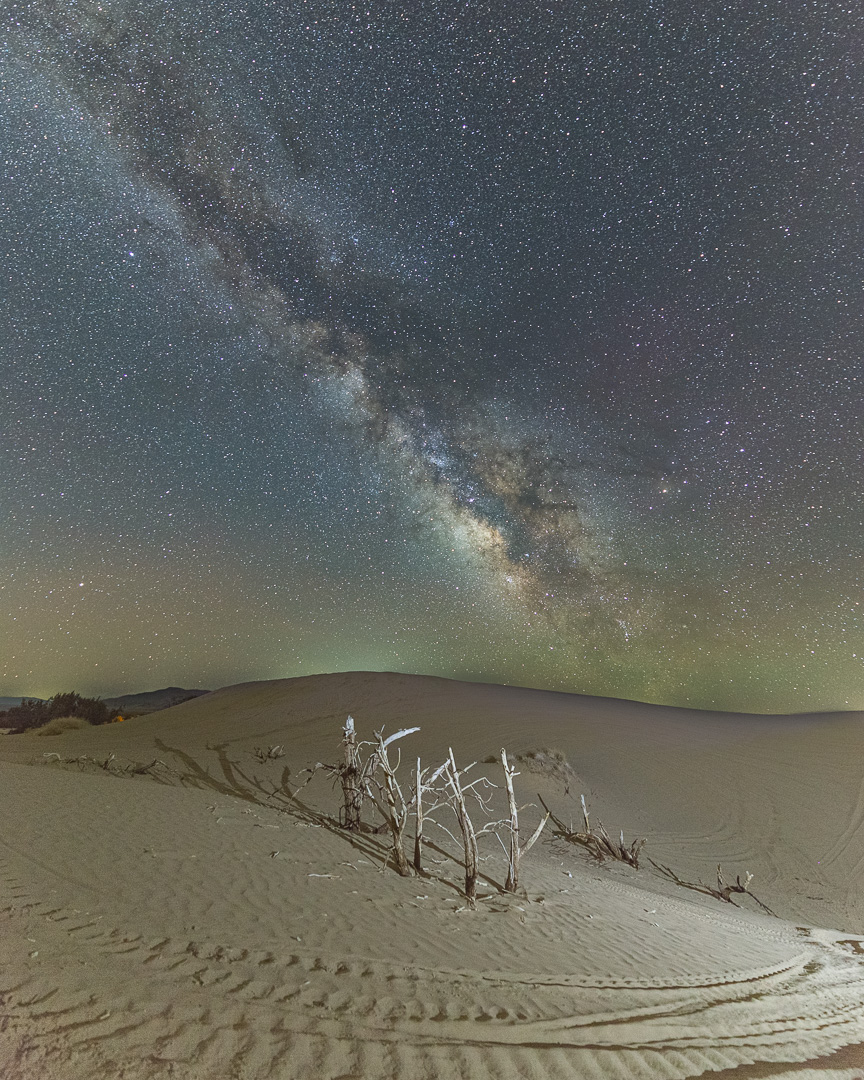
xmin=2 ymin=0 xmax=862 ymax=712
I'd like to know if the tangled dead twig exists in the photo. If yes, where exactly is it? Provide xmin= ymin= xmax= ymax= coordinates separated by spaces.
xmin=310 ymin=718 xmax=420 ymax=863
xmin=121 ymin=758 xmax=169 ymax=776
xmin=42 ymin=751 xmax=111 ymax=771
xmin=435 ymin=748 xmax=511 ymax=907
xmin=40 ymin=751 xmax=171 ymax=778
xmin=539 ymin=793 xmax=645 ymax=868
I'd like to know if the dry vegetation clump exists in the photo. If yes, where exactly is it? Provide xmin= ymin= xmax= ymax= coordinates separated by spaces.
xmin=512 ymin=747 xmax=579 ymax=793
xmin=35 ymin=716 xmax=93 ymax=736
xmin=539 ymin=793 xmax=646 ymax=868
xmin=534 ymin=779 xmax=776 ymax=914
xmin=40 ymin=751 xmax=170 ymax=777
xmin=307 ymin=719 xmax=778 ymax=916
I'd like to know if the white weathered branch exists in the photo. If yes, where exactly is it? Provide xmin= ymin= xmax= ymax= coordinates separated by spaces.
xmin=381 ymin=726 xmax=421 ymax=749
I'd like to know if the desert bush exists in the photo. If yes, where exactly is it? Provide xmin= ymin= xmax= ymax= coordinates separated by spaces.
xmin=3 ymin=698 xmax=50 ymax=732
xmin=514 ymin=747 xmax=579 ymax=793
xmin=5 ymin=692 xmax=111 ymax=733
xmin=35 ymin=716 xmax=94 ymax=736
xmin=48 ymin=693 xmax=110 ymax=725
xmin=485 ymin=747 xmax=578 ymax=793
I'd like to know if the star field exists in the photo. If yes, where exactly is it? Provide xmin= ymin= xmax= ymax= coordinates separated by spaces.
xmin=1 ymin=0 xmax=862 ymax=711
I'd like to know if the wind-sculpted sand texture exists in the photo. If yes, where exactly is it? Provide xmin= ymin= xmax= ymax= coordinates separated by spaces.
xmin=1 ymin=673 xmax=864 ymax=1077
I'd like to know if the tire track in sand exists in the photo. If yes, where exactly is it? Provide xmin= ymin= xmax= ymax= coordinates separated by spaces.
xmin=4 ymin=853 xmax=864 ymax=1079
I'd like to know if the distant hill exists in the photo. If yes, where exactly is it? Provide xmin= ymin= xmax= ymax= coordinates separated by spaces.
xmin=103 ymin=687 xmax=211 ymax=715
xmin=0 ymin=688 xmax=209 ymax=719
xmin=0 ymin=697 xmax=40 ymax=710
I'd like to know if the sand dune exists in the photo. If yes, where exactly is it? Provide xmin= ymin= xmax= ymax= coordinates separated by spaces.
xmin=1 ymin=672 xmax=863 ymax=1078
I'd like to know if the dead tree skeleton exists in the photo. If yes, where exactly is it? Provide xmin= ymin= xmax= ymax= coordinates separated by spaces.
xmin=500 ymin=748 xmax=549 ymax=892
xmin=339 ymin=716 xmax=367 ymax=831
xmin=443 ymin=748 xmax=481 ymax=906
xmin=436 ymin=748 xmax=509 ymax=907
xmin=363 ymin=727 xmax=420 ymax=876
xmin=314 ymin=722 xmax=551 ymax=900
xmin=313 ymin=716 xmax=384 ymax=831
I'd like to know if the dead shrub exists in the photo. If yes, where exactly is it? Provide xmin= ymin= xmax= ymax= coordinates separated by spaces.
xmin=313 ymin=723 xmax=551 ymax=902
xmin=435 ymin=748 xmax=509 ymax=907
xmin=314 ymin=718 xmax=420 ymax=858
xmin=539 ymin=793 xmax=646 ymax=868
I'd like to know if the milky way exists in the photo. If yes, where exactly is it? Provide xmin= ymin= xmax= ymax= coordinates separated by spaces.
xmin=2 ymin=0 xmax=862 ymax=710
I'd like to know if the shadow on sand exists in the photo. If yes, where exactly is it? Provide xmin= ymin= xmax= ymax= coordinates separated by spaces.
xmin=150 ymin=737 xmax=497 ymax=901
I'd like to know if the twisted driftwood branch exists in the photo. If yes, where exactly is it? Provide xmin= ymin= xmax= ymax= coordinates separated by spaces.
xmin=650 ymin=860 xmax=777 ymax=916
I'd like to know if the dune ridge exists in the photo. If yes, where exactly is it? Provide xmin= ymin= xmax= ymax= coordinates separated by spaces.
xmin=1 ymin=671 xmax=863 ymax=1078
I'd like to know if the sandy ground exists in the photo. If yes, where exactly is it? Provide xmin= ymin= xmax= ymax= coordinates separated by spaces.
xmin=1 ymin=671 xmax=864 ymax=1079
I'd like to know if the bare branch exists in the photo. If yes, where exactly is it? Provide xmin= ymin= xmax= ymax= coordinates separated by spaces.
xmin=431 ymin=818 xmax=464 ymax=848
xmin=413 ymin=757 xmax=424 ymax=872
xmin=340 ymin=715 xmax=365 ymax=831
xmin=521 ymin=812 xmax=550 ymax=856
xmin=381 ymin=726 xmax=421 ymax=749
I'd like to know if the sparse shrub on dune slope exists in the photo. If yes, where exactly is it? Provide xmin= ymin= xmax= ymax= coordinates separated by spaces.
xmin=35 ymin=716 xmax=94 ymax=736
